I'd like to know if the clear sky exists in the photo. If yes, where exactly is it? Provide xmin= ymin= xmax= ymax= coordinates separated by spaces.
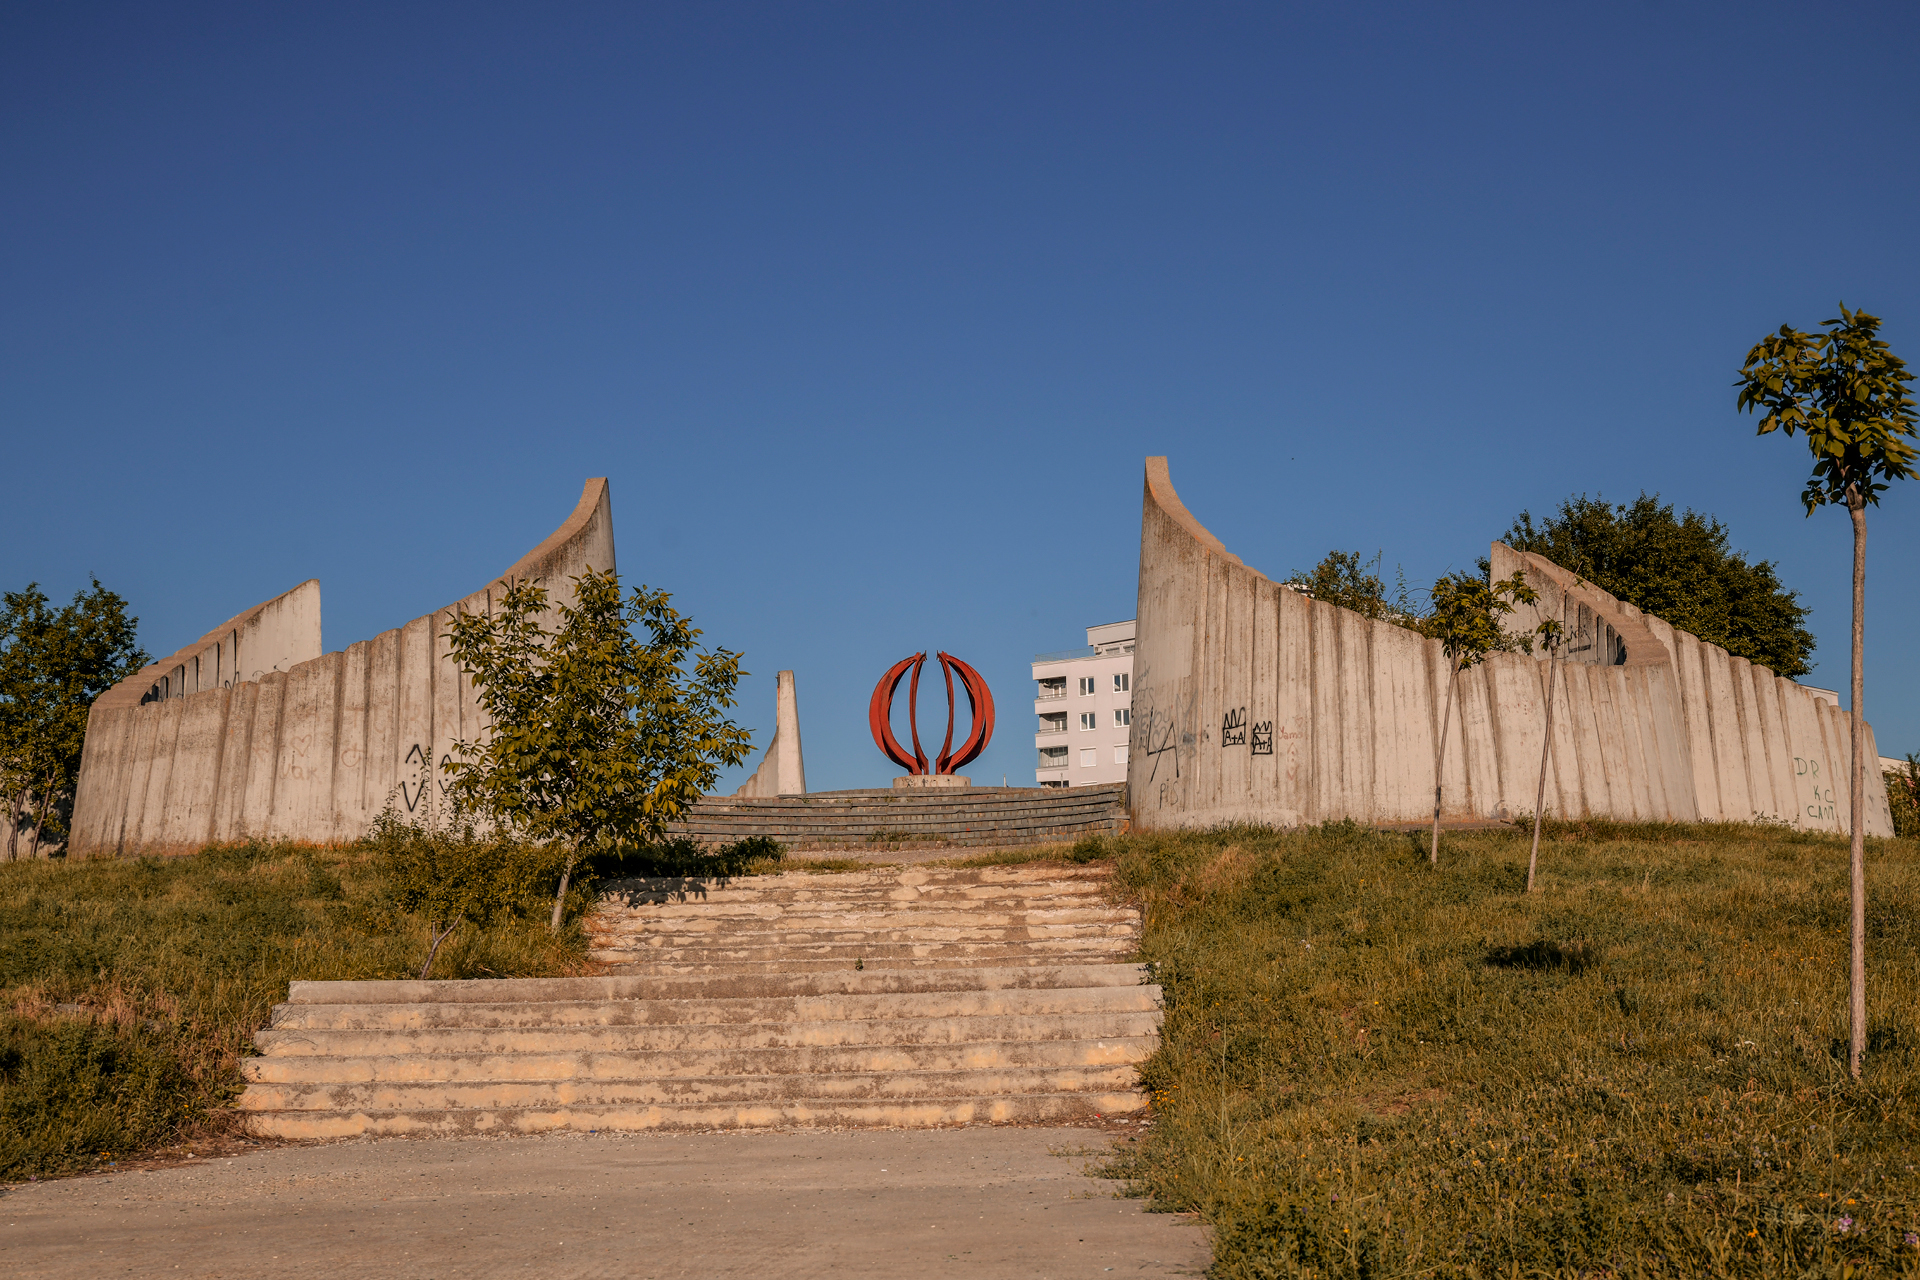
xmin=5 ymin=2 xmax=1917 ymax=791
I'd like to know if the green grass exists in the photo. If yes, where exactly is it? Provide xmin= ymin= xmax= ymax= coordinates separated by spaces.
xmin=0 ymin=841 xmax=589 ymax=1181
xmin=1102 ymin=819 xmax=1920 ymax=1278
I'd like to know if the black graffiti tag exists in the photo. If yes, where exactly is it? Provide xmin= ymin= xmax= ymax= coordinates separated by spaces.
xmin=1221 ymin=707 xmax=1247 ymax=748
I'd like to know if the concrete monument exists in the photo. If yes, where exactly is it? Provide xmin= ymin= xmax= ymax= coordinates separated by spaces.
xmin=1128 ymin=457 xmax=1893 ymax=836
xmin=69 ymin=480 xmax=617 ymax=856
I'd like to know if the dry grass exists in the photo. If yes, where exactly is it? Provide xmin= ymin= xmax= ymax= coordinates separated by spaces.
xmin=1102 ymin=818 xmax=1920 ymax=1278
xmin=0 ymin=840 xmax=589 ymax=1180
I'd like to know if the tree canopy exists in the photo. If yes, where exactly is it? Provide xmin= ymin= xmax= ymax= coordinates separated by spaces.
xmin=443 ymin=568 xmax=752 ymax=928
xmin=1498 ymin=495 xmax=1816 ymax=679
xmin=0 ymin=579 xmax=147 ymax=856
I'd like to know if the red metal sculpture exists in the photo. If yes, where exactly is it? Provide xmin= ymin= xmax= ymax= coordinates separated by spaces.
xmin=867 ymin=652 xmax=996 ymax=776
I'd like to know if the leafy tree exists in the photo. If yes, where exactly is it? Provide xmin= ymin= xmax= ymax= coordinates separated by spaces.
xmin=1424 ymin=570 xmax=1537 ymax=865
xmin=1282 ymin=550 xmax=1421 ymax=623
xmin=1738 ymin=303 xmax=1917 ymax=1080
xmin=444 ymin=568 xmax=753 ymax=931
xmin=1499 ymin=494 xmax=1815 ymax=679
xmin=0 ymin=581 xmax=147 ymax=858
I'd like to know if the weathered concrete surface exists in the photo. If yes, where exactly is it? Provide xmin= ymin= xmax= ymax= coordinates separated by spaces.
xmin=680 ymin=784 xmax=1127 ymax=849
xmin=0 ymin=1127 xmax=1205 ymax=1278
xmin=733 ymin=670 xmax=806 ymax=796
xmin=69 ymin=480 xmax=617 ymax=857
xmin=238 ymin=866 xmax=1154 ymax=1140
xmin=1129 ymin=457 xmax=1894 ymax=836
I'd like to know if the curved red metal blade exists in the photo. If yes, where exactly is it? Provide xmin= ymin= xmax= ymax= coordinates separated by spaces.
xmin=936 ymin=652 xmax=995 ymax=774
xmin=867 ymin=654 xmax=924 ymax=774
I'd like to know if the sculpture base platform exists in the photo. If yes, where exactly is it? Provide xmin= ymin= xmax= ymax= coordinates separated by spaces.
xmin=894 ymin=774 xmax=971 ymax=790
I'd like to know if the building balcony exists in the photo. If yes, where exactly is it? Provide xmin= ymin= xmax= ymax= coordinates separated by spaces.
xmin=1034 ymin=687 xmax=1066 ymax=701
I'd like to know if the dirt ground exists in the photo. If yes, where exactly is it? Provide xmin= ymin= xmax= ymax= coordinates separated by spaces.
xmin=1 ymin=1124 xmax=1208 ymax=1278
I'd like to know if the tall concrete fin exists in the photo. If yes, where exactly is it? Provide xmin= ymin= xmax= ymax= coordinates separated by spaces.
xmin=1129 ymin=457 xmax=1892 ymax=836
xmin=734 ymin=671 xmax=807 ymax=797
xmin=70 ymin=479 xmax=618 ymax=856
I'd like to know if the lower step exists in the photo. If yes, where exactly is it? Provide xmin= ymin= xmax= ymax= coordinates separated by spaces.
xmin=241 ymin=1090 xmax=1147 ymax=1139
xmin=238 ymin=1063 xmax=1142 ymax=1111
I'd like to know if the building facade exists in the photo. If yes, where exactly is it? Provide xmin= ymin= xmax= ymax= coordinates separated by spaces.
xmin=1032 ymin=620 xmax=1135 ymax=787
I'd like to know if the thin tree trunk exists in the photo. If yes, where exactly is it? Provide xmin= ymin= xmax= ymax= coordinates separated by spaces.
xmin=1528 ymin=646 xmax=1559 ymax=893
xmin=5 ymin=786 xmax=23 ymax=861
xmin=27 ymin=779 xmax=53 ymax=860
xmin=419 ymin=918 xmax=460 ymax=980
xmin=1848 ymin=494 xmax=1867 ymax=1080
xmin=550 ymin=850 xmax=576 ymax=933
xmin=1430 ymin=662 xmax=1458 ymax=865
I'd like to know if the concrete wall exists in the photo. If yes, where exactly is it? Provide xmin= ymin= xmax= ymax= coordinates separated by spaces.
xmin=733 ymin=670 xmax=807 ymax=796
xmin=1127 ymin=457 xmax=1894 ymax=837
xmin=69 ymin=480 xmax=618 ymax=856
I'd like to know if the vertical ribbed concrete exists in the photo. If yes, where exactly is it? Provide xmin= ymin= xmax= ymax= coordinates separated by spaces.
xmin=237 ymin=864 xmax=1157 ymax=1138
xmin=70 ymin=480 xmax=618 ymax=856
xmin=1129 ymin=457 xmax=1894 ymax=836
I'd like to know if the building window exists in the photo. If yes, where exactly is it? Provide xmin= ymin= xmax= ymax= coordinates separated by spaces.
xmin=1113 ymin=708 xmax=1130 ymax=727
xmin=1038 ymin=713 xmax=1066 ymax=734
xmin=1078 ymin=676 xmax=1096 ymax=696
xmin=1080 ymin=712 xmax=1097 ymax=731
xmin=1036 ymin=677 xmax=1066 ymax=701
xmin=1079 ymin=748 xmax=1097 ymax=768
xmin=1038 ymin=746 xmax=1068 ymax=769
xmin=1113 ymin=673 xmax=1129 ymax=692
xmin=1114 ymin=745 xmax=1129 ymax=765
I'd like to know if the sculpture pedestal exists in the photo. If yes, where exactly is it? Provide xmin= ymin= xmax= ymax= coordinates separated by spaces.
xmin=894 ymin=774 xmax=971 ymax=790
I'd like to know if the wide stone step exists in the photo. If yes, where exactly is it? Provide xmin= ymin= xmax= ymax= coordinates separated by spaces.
xmin=255 ymin=1010 xmax=1165 ymax=1057
xmin=593 ymin=904 xmax=1133 ymax=929
xmin=591 ymin=953 xmax=1131 ymax=974
xmin=241 ymin=1036 xmax=1160 ymax=1085
xmin=598 ymin=874 xmax=1113 ymax=902
xmin=238 ymin=1063 xmax=1143 ymax=1112
xmin=240 ymin=1089 xmax=1147 ymax=1140
xmin=267 ymin=985 xmax=1160 ymax=1032
xmin=584 ymin=938 xmax=1135 ymax=967
xmin=593 ymin=923 xmax=1135 ymax=951
xmin=280 ymin=964 xmax=1152 ymax=1006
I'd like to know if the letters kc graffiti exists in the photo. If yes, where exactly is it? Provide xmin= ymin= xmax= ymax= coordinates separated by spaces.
xmin=867 ymin=652 xmax=996 ymax=776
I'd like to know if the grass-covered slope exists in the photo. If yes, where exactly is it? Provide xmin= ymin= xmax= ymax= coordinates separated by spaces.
xmin=1102 ymin=820 xmax=1920 ymax=1278
xmin=0 ymin=842 xmax=589 ymax=1180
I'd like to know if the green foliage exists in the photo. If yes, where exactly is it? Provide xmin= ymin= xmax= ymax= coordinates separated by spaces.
xmin=1103 ymin=821 xmax=1920 ymax=1278
xmin=444 ymin=569 xmax=753 ymax=888
xmin=1887 ymin=756 xmax=1920 ymax=841
xmin=0 ymin=1016 xmax=195 ymax=1178
xmin=1283 ymin=551 xmax=1421 ymax=623
xmin=1738 ymin=303 xmax=1919 ymax=514
xmin=362 ymin=809 xmax=575 ymax=977
xmin=0 ymin=579 xmax=147 ymax=855
xmin=0 ymin=841 xmax=587 ymax=1179
xmin=1422 ymin=569 xmax=1538 ymax=668
xmin=1501 ymin=494 xmax=1817 ymax=679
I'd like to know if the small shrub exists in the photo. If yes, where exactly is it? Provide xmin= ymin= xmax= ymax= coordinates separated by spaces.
xmin=0 ymin=1015 xmax=195 ymax=1180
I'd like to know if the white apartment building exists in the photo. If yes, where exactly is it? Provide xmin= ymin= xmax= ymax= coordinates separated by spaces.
xmin=1032 ymin=620 xmax=1134 ymax=787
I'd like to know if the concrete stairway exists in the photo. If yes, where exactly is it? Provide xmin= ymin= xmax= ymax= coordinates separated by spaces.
xmin=675 ymin=783 xmax=1127 ymax=849
xmin=238 ymin=864 xmax=1158 ymax=1139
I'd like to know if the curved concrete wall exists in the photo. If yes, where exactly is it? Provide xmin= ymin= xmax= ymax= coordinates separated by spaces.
xmin=70 ymin=480 xmax=617 ymax=856
xmin=1127 ymin=457 xmax=1893 ymax=837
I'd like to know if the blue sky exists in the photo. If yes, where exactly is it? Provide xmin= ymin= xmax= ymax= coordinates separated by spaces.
xmin=5 ymin=1 xmax=1918 ymax=789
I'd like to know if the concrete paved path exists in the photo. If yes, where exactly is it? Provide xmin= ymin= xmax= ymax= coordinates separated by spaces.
xmin=2 ymin=1127 xmax=1207 ymax=1278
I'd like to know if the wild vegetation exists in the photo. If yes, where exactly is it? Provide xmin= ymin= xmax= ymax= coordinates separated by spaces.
xmin=0 ymin=838 xmax=591 ymax=1181
xmin=1098 ymin=819 xmax=1920 ymax=1278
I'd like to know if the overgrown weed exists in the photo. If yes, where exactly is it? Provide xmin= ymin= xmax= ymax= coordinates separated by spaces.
xmin=1103 ymin=820 xmax=1920 ymax=1277
xmin=0 ymin=839 xmax=590 ymax=1180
